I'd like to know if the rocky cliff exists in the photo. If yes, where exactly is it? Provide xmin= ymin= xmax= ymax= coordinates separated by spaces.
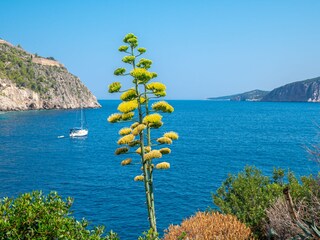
xmin=208 ymin=89 xmax=269 ymax=101
xmin=261 ymin=77 xmax=320 ymax=102
xmin=0 ymin=39 xmax=100 ymax=111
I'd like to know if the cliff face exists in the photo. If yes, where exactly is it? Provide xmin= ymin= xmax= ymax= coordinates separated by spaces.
xmin=209 ymin=89 xmax=269 ymax=101
xmin=261 ymin=77 xmax=320 ymax=102
xmin=0 ymin=39 xmax=100 ymax=111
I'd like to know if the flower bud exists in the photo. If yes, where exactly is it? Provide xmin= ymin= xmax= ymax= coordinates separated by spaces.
xmin=108 ymin=82 xmax=121 ymax=93
xmin=121 ymin=158 xmax=132 ymax=166
xmin=157 ymin=137 xmax=172 ymax=145
xmin=164 ymin=131 xmax=179 ymax=140
xmin=118 ymin=45 xmax=129 ymax=52
xmin=156 ymin=162 xmax=170 ymax=170
xmin=134 ymin=175 xmax=144 ymax=181
xmin=107 ymin=113 xmax=122 ymax=123
xmin=114 ymin=68 xmax=126 ymax=76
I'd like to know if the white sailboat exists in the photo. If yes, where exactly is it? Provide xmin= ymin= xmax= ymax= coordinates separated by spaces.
xmin=69 ymin=107 xmax=88 ymax=138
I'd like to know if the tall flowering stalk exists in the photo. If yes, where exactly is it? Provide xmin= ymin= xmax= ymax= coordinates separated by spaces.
xmin=108 ymin=33 xmax=178 ymax=234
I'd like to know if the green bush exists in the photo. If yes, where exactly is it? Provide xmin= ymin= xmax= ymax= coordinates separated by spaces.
xmin=0 ymin=191 xmax=118 ymax=240
xmin=213 ymin=166 xmax=319 ymax=238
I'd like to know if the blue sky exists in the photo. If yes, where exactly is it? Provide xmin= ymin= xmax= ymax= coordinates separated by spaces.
xmin=1 ymin=0 xmax=320 ymax=99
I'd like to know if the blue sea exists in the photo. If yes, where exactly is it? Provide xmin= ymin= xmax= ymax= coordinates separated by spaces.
xmin=0 ymin=100 xmax=319 ymax=239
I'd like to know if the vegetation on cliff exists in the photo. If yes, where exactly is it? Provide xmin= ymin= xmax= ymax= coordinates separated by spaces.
xmin=0 ymin=40 xmax=100 ymax=110
xmin=0 ymin=42 xmax=64 ymax=95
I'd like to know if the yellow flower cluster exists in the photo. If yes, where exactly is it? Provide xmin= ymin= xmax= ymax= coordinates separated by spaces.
xmin=146 ymin=82 xmax=166 ymax=92
xmin=157 ymin=137 xmax=172 ymax=145
xmin=137 ymin=47 xmax=146 ymax=54
xmin=131 ymin=122 xmax=139 ymax=129
xmin=115 ymin=147 xmax=129 ymax=155
xmin=122 ymin=55 xmax=135 ymax=63
xmin=121 ymin=158 xmax=132 ymax=166
xmin=118 ymin=45 xmax=128 ymax=52
xmin=154 ymin=91 xmax=166 ymax=97
xmin=107 ymin=113 xmax=122 ymax=123
xmin=132 ymin=124 xmax=146 ymax=136
xmin=134 ymin=175 xmax=144 ymax=181
xmin=120 ymin=89 xmax=137 ymax=101
xmin=135 ymin=146 xmax=151 ymax=154
xmin=137 ymin=58 xmax=152 ymax=69
xmin=159 ymin=148 xmax=171 ymax=154
xmin=118 ymin=100 xmax=138 ymax=113
xmin=140 ymin=97 xmax=146 ymax=104
xmin=143 ymin=113 xmax=162 ymax=124
xmin=164 ymin=131 xmax=179 ymax=140
xmin=121 ymin=112 xmax=134 ymax=121
xmin=128 ymin=140 xmax=140 ymax=147
xmin=130 ymin=68 xmax=153 ymax=83
xmin=150 ymin=122 xmax=163 ymax=129
xmin=123 ymin=33 xmax=138 ymax=47
xmin=119 ymin=127 xmax=132 ymax=136
xmin=144 ymin=150 xmax=162 ymax=161
xmin=152 ymin=101 xmax=174 ymax=113
xmin=156 ymin=162 xmax=170 ymax=170
xmin=118 ymin=134 xmax=135 ymax=145
xmin=108 ymin=82 xmax=121 ymax=93
xmin=123 ymin=33 xmax=136 ymax=42
xmin=114 ymin=68 xmax=126 ymax=76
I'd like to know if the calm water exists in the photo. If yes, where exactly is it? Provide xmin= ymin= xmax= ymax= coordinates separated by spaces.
xmin=0 ymin=100 xmax=319 ymax=239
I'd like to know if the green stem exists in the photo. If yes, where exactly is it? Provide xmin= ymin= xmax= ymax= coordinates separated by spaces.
xmin=143 ymin=84 xmax=157 ymax=235
xmin=131 ymin=47 xmax=157 ymax=234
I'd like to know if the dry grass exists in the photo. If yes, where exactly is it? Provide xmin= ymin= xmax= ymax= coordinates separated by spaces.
xmin=163 ymin=211 xmax=253 ymax=240
xmin=266 ymin=194 xmax=320 ymax=239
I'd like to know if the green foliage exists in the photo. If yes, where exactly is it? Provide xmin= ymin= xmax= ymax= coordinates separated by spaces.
xmin=0 ymin=45 xmax=49 ymax=94
xmin=213 ymin=166 xmax=319 ymax=238
xmin=0 ymin=191 xmax=114 ymax=239
xmin=138 ymin=228 xmax=159 ymax=240
xmin=0 ymin=45 xmax=66 ymax=96
xmin=294 ymin=219 xmax=320 ymax=239
xmin=213 ymin=166 xmax=282 ymax=236
xmin=105 ymin=230 xmax=120 ymax=240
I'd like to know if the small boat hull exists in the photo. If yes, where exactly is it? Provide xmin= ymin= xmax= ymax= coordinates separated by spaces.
xmin=69 ymin=129 xmax=88 ymax=137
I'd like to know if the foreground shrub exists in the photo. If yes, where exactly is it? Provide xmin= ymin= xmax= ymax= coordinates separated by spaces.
xmin=163 ymin=211 xmax=253 ymax=240
xmin=213 ymin=166 xmax=283 ymax=237
xmin=0 ymin=191 xmax=117 ymax=240
xmin=213 ymin=166 xmax=319 ymax=238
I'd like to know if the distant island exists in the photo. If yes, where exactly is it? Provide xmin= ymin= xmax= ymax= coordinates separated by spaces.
xmin=209 ymin=76 xmax=320 ymax=102
xmin=0 ymin=39 xmax=100 ymax=111
xmin=208 ymin=89 xmax=269 ymax=101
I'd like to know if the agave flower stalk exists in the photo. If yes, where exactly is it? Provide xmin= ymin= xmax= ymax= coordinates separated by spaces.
xmin=107 ymin=33 xmax=178 ymax=235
